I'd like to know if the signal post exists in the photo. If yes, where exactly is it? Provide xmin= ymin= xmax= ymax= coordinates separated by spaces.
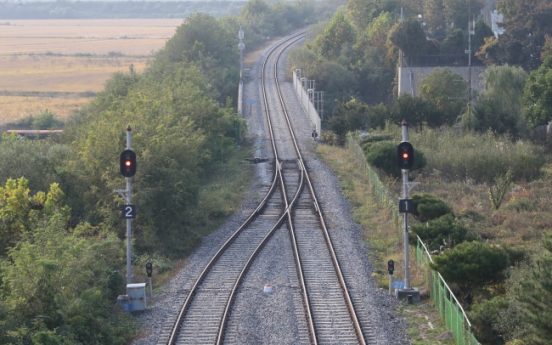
xmin=396 ymin=120 xmax=420 ymax=303
xmin=115 ymin=125 xmax=137 ymax=285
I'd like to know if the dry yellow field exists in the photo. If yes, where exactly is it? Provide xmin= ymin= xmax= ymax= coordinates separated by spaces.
xmin=0 ymin=19 xmax=181 ymax=122
xmin=0 ymin=19 xmax=183 ymax=55
xmin=0 ymin=95 xmax=91 ymax=122
xmin=0 ymin=56 xmax=148 ymax=93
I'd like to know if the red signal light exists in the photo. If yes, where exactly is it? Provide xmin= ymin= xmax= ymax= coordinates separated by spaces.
xmin=397 ymin=142 xmax=414 ymax=170
xmin=120 ymin=149 xmax=137 ymax=177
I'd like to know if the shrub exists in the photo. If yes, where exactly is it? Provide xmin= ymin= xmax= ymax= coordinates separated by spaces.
xmin=411 ymin=193 xmax=453 ymax=222
xmin=411 ymin=129 xmax=544 ymax=183
xmin=363 ymin=140 xmax=427 ymax=177
xmin=430 ymin=242 xmax=509 ymax=300
xmin=359 ymin=134 xmax=393 ymax=146
xmin=410 ymin=214 xmax=477 ymax=250
xmin=470 ymin=296 xmax=509 ymax=345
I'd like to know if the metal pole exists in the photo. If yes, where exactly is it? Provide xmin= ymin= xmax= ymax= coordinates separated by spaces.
xmin=238 ymin=26 xmax=244 ymax=81
xmin=126 ymin=125 xmax=133 ymax=285
xmin=401 ymin=120 xmax=410 ymax=290
xmin=148 ymin=277 xmax=153 ymax=299
xmin=389 ymin=274 xmax=393 ymax=295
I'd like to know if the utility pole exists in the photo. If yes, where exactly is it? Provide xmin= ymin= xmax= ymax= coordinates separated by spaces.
xmin=238 ymin=26 xmax=245 ymax=81
xmin=465 ymin=18 xmax=475 ymax=128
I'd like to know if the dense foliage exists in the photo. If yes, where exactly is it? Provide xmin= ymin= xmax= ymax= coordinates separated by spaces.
xmin=522 ymin=56 xmax=552 ymax=127
xmin=362 ymin=139 xmax=426 ymax=178
xmin=411 ymin=193 xmax=453 ymax=223
xmin=0 ymin=1 xmax=319 ymax=342
xmin=430 ymin=242 xmax=509 ymax=300
xmin=483 ymin=0 xmax=552 ymax=70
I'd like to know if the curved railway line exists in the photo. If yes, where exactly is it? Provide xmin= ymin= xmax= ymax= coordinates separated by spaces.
xmin=160 ymin=31 xmax=374 ymax=345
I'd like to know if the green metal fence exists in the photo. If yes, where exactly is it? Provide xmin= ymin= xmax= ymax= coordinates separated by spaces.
xmin=347 ymin=134 xmax=480 ymax=345
xmin=416 ymin=238 xmax=480 ymax=345
xmin=347 ymin=135 xmax=400 ymax=232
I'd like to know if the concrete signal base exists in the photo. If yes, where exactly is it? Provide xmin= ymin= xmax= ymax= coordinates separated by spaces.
xmin=396 ymin=288 xmax=421 ymax=304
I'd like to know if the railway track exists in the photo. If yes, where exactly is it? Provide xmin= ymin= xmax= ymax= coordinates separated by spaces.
xmin=160 ymin=31 xmax=373 ymax=345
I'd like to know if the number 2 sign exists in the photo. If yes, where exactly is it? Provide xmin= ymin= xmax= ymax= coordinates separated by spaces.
xmin=121 ymin=205 xmax=136 ymax=219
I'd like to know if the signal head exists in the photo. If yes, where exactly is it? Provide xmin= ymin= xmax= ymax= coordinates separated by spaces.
xmin=397 ymin=142 xmax=414 ymax=170
xmin=120 ymin=149 xmax=137 ymax=178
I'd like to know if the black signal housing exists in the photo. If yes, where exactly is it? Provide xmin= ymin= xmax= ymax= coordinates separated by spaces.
xmin=397 ymin=142 xmax=414 ymax=170
xmin=120 ymin=149 xmax=137 ymax=178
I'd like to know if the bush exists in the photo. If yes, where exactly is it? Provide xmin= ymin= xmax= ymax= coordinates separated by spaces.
xmin=359 ymin=134 xmax=393 ymax=146
xmin=470 ymin=296 xmax=509 ymax=345
xmin=411 ymin=129 xmax=544 ymax=183
xmin=410 ymin=214 xmax=477 ymax=250
xmin=411 ymin=193 xmax=453 ymax=222
xmin=363 ymin=140 xmax=427 ymax=177
xmin=430 ymin=242 xmax=509 ymax=300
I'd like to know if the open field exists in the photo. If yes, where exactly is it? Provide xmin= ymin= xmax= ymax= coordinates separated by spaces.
xmin=0 ymin=19 xmax=182 ymax=55
xmin=0 ymin=19 xmax=181 ymax=122
xmin=0 ymin=95 xmax=90 ymax=122
xmin=0 ymin=55 xmax=149 ymax=92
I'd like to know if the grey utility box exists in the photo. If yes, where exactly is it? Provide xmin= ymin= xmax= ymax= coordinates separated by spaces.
xmin=127 ymin=283 xmax=147 ymax=311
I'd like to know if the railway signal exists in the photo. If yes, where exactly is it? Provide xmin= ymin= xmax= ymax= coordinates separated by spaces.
xmin=114 ymin=126 xmax=136 ymax=286
xmin=397 ymin=141 xmax=414 ymax=170
xmin=396 ymin=120 xmax=420 ymax=302
xmin=146 ymin=262 xmax=153 ymax=299
xmin=387 ymin=260 xmax=394 ymax=275
xmin=120 ymin=149 xmax=137 ymax=178
xmin=388 ymin=259 xmax=394 ymax=295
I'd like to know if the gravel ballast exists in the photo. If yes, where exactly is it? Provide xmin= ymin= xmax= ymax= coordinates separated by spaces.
xmin=133 ymin=35 xmax=411 ymax=345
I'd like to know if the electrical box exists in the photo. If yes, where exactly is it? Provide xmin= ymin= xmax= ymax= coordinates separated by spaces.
xmin=127 ymin=283 xmax=147 ymax=311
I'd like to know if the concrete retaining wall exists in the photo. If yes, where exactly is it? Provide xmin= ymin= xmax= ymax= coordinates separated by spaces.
xmin=292 ymin=69 xmax=322 ymax=136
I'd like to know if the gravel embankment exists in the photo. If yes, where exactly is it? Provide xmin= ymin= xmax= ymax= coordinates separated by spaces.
xmin=133 ymin=36 xmax=411 ymax=345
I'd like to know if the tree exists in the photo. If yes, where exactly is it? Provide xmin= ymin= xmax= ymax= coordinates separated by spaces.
xmin=472 ymin=19 xmax=495 ymax=61
xmin=346 ymin=0 xmax=376 ymax=30
xmin=542 ymin=35 xmax=552 ymax=60
xmin=329 ymin=97 xmax=370 ymax=138
xmin=0 ymin=133 xmax=75 ymax=194
xmin=388 ymin=18 xmax=427 ymax=59
xmin=392 ymin=94 xmax=445 ymax=130
xmin=411 ymin=193 xmax=453 ymax=222
xmin=410 ymin=214 xmax=476 ymax=251
xmin=442 ymin=0 xmax=482 ymax=34
xmin=0 ymin=214 xmax=132 ymax=344
xmin=32 ymin=109 xmax=64 ymax=130
xmin=0 ymin=178 xmax=69 ymax=256
xmin=494 ymin=0 xmax=552 ymax=70
xmin=423 ymin=0 xmax=447 ymax=40
xmin=473 ymin=64 xmax=528 ymax=135
xmin=439 ymin=29 xmax=465 ymax=55
xmin=480 ymin=65 xmax=528 ymax=118
xmin=367 ymin=103 xmax=392 ymax=130
xmin=419 ymin=67 xmax=467 ymax=122
xmin=314 ymin=11 xmax=355 ymax=60
xmin=469 ymin=296 xmax=509 ymax=345
xmin=514 ymin=232 xmax=552 ymax=345
xmin=522 ymin=56 xmax=552 ymax=127
xmin=430 ymin=242 xmax=509 ymax=301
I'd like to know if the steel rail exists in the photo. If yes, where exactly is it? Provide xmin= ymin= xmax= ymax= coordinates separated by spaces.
xmin=166 ymin=31 xmax=305 ymax=345
xmin=259 ymin=32 xmax=321 ymax=345
xmin=272 ymin=32 xmax=368 ymax=345
xmin=214 ymin=31 xmax=310 ymax=344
